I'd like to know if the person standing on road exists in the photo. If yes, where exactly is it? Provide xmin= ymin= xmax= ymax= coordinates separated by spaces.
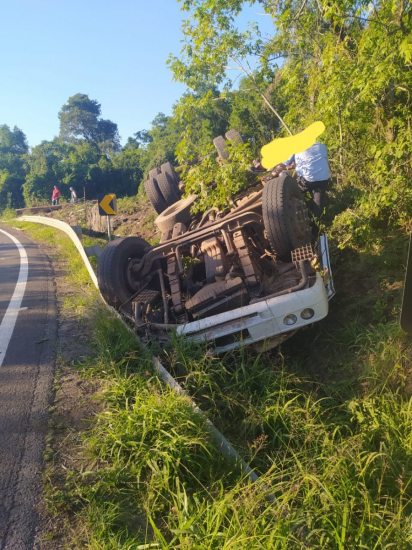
xmin=280 ymin=142 xmax=331 ymax=219
xmin=51 ymin=185 xmax=61 ymax=206
xmin=69 ymin=186 xmax=77 ymax=203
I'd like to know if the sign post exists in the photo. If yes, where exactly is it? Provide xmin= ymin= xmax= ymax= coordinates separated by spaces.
xmin=106 ymin=215 xmax=112 ymax=241
xmin=98 ymin=193 xmax=117 ymax=241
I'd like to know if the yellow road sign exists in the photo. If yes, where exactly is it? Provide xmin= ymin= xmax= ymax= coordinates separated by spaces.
xmin=98 ymin=193 xmax=117 ymax=216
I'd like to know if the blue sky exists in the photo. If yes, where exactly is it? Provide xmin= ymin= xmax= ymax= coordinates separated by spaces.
xmin=0 ymin=1 xmax=272 ymax=148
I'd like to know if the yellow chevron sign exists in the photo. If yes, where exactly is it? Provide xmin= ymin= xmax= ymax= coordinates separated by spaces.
xmin=98 ymin=193 xmax=117 ymax=216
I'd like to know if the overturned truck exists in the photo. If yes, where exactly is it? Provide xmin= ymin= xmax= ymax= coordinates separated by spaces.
xmin=98 ymin=160 xmax=334 ymax=353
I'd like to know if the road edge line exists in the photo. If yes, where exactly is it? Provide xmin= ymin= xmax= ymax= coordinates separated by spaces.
xmin=0 ymin=229 xmax=29 ymax=367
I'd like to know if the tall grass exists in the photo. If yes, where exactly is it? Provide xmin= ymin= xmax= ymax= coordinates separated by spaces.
xmin=11 ymin=220 xmax=412 ymax=547
xmin=65 ymin=238 xmax=411 ymax=548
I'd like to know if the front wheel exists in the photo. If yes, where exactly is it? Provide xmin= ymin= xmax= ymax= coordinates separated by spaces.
xmin=262 ymin=173 xmax=312 ymax=260
xmin=98 ymin=237 xmax=152 ymax=311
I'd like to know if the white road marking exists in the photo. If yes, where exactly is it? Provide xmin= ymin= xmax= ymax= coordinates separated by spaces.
xmin=0 ymin=229 xmax=29 ymax=367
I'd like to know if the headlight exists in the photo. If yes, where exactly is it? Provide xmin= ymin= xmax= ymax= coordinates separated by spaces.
xmin=301 ymin=308 xmax=315 ymax=320
xmin=283 ymin=314 xmax=297 ymax=326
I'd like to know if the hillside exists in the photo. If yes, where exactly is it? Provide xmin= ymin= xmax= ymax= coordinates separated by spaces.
xmin=11 ymin=202 xmax=411 ymax=548
xmin=19 ymin=194 xmax=159 ymax=245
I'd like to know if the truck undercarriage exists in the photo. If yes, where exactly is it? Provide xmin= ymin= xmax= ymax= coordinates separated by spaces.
xmin=98 ymin=167 xmax=334 ymax=352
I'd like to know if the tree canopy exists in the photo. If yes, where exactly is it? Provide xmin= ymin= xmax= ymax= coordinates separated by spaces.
xmin=0 ymin=125 xmax=28 ymax=208
xmin=169 ymin=0 xmax=412 ymax=242
xmin=59 ymin=93 xmax=120 ymax=151
xmin=1 ymin=0 xmax=410 ymax=246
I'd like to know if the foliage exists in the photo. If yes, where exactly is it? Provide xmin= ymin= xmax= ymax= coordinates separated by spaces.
xmin=31 ymin=221 xmax=412 ymax=548
xmin=58 ymin=93 xmax=120 ymax=151
xmin=133 ymin=112 xmax=183 ymax=179
xmin=170 ymin=0 xmax=412 ymax=245
xmin=173 ymin=90 xmax=232 ymax=163
xmin=15 ymin=92 xmax=156 ymax=204
xmin=4 ymin=1 xmax=411 ymax=242
xmin=23 ymin=139 xmax=73 ymax=205
xmin=0 ymin=124 xmax=28 ymax=209
xmin=182 ymin=139 xmax=256 ymax=211
xmin=9 ymin=2 xmax=412 ymax=546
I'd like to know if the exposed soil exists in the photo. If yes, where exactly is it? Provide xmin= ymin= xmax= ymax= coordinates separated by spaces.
xmin=109 ymin=201 xmax=158 ymax=243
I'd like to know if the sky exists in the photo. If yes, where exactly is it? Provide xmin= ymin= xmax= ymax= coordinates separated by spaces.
xmin=0 ymin=0 xmax=272 ymax=148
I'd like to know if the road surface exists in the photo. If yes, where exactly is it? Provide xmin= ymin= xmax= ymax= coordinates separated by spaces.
xmin=0 ymin=225 xmax=57 ymax=549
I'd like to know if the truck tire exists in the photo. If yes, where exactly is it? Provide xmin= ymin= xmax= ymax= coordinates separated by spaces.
xmin=225 ymin=129 xmax=243 ymax=144
xmin=154 ymin=194 xmax=197 ymax=233
xmin=160 ymin=161 xmax=179 ymax=187
xmin=144 ymin=177 xmax=168 ymax=214
xmin=149 ymin=167 xmax=160 ymax=179
xmin=98 ymin=237 xmax=152 ymax=310
xmin=213 ymin=135 xmax=229 ymax=160
xmin=156 ymin=171 xmax=181 ymax=206
xmin=262 ymin=173 xmax=311 ymax=260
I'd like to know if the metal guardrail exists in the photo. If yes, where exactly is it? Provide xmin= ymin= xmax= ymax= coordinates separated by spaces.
xmin=18 ymin=215 xmax=98 ymax=288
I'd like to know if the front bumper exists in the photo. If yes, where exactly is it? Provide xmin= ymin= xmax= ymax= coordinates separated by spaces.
xmin=177 ymin=272 xmax=329 ymax=353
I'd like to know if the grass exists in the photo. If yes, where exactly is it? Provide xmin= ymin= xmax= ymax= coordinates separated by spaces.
xmin=10 ymin=220 xmax=100 ymax=312
xmin=116 ymin=194 xmax=149 ymax=214
xmin=5 ymin=216 xmax=412 ymax=548
xmin=115 ymin=195 xmax=158 ymax=245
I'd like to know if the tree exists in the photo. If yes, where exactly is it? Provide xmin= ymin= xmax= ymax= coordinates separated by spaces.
xmin=173 ymin=89 xmax=232 ymax=163
xmin=23 ymin=139 xmax=72 ymax=205
xmin=171 ymin=0 xmax=412 ymax=243
xmin=0 ymin=124 xmax=28 ymax=155
xmin=59 ymin=93 xmax=120 ymax=150
xmin=0 ymin=125 xmax=28 ymax=208
xmin=112 ymin=146 xmax=144 ymax=196
xmin=60 ymin=141 xmax=101 ymax=198
xmin=132 ymin=113 xmax=183 ymax=177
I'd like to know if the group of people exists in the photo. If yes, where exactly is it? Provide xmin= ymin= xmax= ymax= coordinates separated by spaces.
xmin=51 ymin=185 xmax=78 ymax=205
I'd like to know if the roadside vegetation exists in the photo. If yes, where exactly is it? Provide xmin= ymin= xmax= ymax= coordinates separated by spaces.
xmin=1 ymin=0 xmax=410 ymax=248
xmin=2 ymin=0 xmax=411 ymax=546
xmin=8 ymin=210 xmax=411 ymax=548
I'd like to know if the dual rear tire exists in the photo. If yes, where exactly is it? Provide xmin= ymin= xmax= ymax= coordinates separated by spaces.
xmin=144 ymin=162 xmax=181 ymax=214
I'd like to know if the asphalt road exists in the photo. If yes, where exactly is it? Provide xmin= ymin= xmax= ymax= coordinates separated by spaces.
xmin=0 ymin=225 xmax=57 ymax=550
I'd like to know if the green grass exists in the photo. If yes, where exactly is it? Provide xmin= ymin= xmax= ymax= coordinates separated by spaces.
xmin=11 ymin=220 xmax=100 ymax=313
xmin=0 ymin=207 xmax=17 ymax=220
xmin=7 ymin=219 xmax=412 ymax=548
xmin=116 ymin=194 xmax=149 ymax=214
